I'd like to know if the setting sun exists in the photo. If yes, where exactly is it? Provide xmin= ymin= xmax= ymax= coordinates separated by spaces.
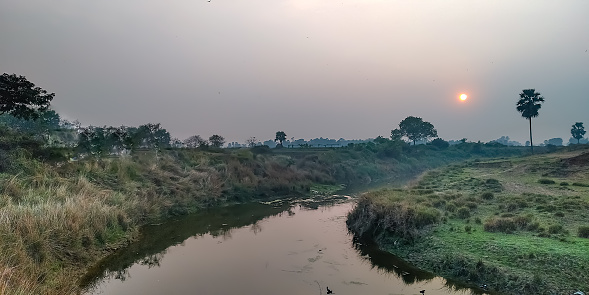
xmin=460 ymin=93 xmax=467 ymax=101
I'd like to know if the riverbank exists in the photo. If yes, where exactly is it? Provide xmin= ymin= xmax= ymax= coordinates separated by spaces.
xmin=347 ymin=146 xmax=589 ymax=295
xmin=0 ymin=128 xmax=529 ymax=294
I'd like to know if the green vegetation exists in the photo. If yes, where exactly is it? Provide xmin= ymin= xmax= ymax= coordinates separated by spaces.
xmin=0 ymin=73 xmax=54 ymax=120
xmin=0 ymin=120 xmax=535 ymax=294
xmin=347 ymin=147 xmax=589 ymax=294
xmin=571 ymin=122 xmax=586 ymax=144
xmin=391 ymin=116 xmax=437 ymax=145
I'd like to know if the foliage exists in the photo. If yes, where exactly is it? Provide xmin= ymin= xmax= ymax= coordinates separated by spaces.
xmin=392 ymin=116 xmax=438 ymax=145
xmin=0 ymin=73 xmax=54 ymax=120
xmin=516 ymin=89 xmax=545 ymax=152
xmin=430 ymin=138 xmax=449 ymax=149
xmin=578 ymin=226 xmax=589 ymax=238
xmin=209 ymin=134 xmax=225 ymax=148
xmin=275 ymin=131 xmax=286 ymax=146
xmin=571 ymin=122 xmax=586 ymax=144
xmin=183 ymin=135 xmax=208 ymax=148
xmin=246 ymin=136 xmax=258 ymax=147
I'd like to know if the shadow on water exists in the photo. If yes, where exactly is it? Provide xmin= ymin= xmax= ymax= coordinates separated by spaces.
xmin=79 ymin=201 xmax=291 ymax=290
xmin=352 ymin=238 xmax=492 ymax=295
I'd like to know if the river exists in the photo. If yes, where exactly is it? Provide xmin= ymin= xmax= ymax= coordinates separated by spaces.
xmin=81 ymin=196 xmax=487 ymax=295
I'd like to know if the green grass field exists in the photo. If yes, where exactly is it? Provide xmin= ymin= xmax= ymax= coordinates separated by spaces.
xmin=347 ymin=147 xmax=589 ymax=295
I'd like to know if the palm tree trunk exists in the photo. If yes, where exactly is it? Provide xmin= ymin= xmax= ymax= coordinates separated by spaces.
xmin=529 ymin=118 xmax=533 ymax=153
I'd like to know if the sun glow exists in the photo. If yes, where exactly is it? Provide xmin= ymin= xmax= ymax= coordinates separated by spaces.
xmin=460 ymin=93 xmax=467 ymax=101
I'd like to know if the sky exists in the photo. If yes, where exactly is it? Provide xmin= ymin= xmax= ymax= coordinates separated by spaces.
xmin=1 ymin=0 xmax=588 ymax=144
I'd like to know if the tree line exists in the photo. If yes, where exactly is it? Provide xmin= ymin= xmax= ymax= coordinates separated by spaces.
xmin=1 ymin=73 xmax=587 ymax=156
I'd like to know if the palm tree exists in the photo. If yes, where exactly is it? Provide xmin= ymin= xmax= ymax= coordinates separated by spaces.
xmin=516 ymin=89 xmax=545 ymax=153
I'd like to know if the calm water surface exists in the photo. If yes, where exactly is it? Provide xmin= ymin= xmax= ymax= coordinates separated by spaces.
xmin=82 ymin=197 xmax=486 ymax=295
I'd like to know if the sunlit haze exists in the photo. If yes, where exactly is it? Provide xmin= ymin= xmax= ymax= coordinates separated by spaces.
xmin=1 ymin=0 xmax=588 ymax=144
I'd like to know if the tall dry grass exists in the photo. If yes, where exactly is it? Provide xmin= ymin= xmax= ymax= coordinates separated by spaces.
xmin=0 ymin=148 xmax=318 ymax=294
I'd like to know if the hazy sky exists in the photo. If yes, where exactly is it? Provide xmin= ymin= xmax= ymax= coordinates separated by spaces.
xmin=1 ymin=0 xmax=588 ymax=144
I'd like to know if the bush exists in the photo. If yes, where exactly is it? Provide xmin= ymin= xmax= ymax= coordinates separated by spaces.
xmin=547 ymin=224 xmax=567 ymax=235
xmin=572 ymin=182 xmax=589 ymax=187
xmin=559 ymin=182 xmax=569 ymax=186
xmin=578 ymin=226 xmax=589 ymax=238
xmin=484 ymin=217 xmax=516 ymax=233
xmin=430 ymin=138 xmax=450 ymax=149
xmin=538 ymin=179 xmax=555 ymax=184
xmin=481 ymin=192 xmax=494 ymax=200
xmin=457 ymin=207 xmax=471 ymax=219
xmin=445 ymin=203 xmax=457 ymax=213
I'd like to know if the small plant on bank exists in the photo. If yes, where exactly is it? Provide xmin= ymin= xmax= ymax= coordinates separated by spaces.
xmin=538 ymin=178 xmax=555 ymax=184
xmin=456 ymin=207 xmax=470 ymax=219
xmin=577 ymin=226 xmax=589 ymax=238
xmin=547 ymin=224 xmax=567 ymax=235
xmin=480 ymin=192 xmax=494 ymax=200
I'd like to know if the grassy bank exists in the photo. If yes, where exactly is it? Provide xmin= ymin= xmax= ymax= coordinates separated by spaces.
xmin=347 ymin=146 xmax=589 ymax=294
xmin=0 ymin=127 xmax=532 ymax=294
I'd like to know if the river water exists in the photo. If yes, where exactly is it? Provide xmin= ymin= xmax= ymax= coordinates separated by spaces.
xmin=81 ymin=197 xmax=486 ymax=295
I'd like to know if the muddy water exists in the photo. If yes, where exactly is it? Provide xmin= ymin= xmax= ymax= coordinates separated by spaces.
xmin=82 ymin=198 xmax=483 ymax=295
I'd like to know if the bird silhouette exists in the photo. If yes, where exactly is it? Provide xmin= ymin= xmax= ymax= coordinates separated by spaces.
xmin=419 ymin=290 xmax=425 ymax=294
xmin=326 ymin=286 xmax=333 ymax=294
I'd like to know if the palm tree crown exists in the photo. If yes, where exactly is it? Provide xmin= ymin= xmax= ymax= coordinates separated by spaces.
xmin=516 ymin=89 xmax=544 ymax=119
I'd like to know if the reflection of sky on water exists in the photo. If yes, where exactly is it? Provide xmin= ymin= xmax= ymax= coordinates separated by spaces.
xmin=83 ymin=199 xmax=486 ymax=295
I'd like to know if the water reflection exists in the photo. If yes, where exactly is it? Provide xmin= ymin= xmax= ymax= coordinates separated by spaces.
xmin=80 ymin=202 xmax=290 ymax=289
xmin=82 ymin=197 xmax=490 ymax=295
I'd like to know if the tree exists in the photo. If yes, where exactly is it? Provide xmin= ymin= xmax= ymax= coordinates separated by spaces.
xmin=0 ymin=73 xmax=55 ymax=120
xmin=571 ymin=122 xmax=586 ymax=144
xmin=275 ymin=131 xmax=286 ymax=146
xmin=516 ymin=89 xmax=545 ymax=153
xmin=209 ymin=134 xmax=225 ymax=148
xmin=246 ymin=136 xmax=258 ymax=147
xmin=137 ymin=123 xmax=171 ymax=149
xmin=392 ymin=116 xmax=438 ymax=145
xmin=183 ymin=135 xmax=207 ymax=148
xmin=430 ymin=138 xmax=449 ymax=149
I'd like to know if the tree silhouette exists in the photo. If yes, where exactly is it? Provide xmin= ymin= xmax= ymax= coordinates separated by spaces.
xmin=516 ymin=89 xmax=545 ymax=153
xmin=392 ymin=116 xmax=437 ymax=145
xmin=571 ymin=122 xmax=586 ymax=144
xmin=183 ymin=135 xmax=207 ymax=148
xmin=209 ymin=134 xmax=225 ymax=148
xmin=275 ymin=131 xmax=286 ymax=146
xmin=0 ymin=73 xmax=55 ymax=120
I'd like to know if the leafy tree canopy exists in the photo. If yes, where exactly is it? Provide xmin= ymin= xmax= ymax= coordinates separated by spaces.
xmin=183 ymin=135 xmax=208 ymax=148
xmin=0 ymin=73 xmax=54 ymax=120
xmin=209 ymin=134 xmax=225 ymax=148
xmin=392 ymin=116 xmax=437 ymax=145
xmin=275 ymin=131 xmax=286 ymax=145
xmin=571 ymin=122 xmax=586 ymax=144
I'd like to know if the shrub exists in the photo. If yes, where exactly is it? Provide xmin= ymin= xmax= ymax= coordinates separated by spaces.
xmin=577 ymin=226 xmax=589 ymax=238
xmin=484 ymin=217 xmax=516 ymax=233
xmin=445 ymin=203 xmax=457 ymax=213
xmin=547 ymin=224 xmax=566 ymax=235
xmin=554 ymin=212 xmax=565 ymax=217
xmin=457 ymin=207 xmax=471 ymax=219
xmin=481 ymin=192 xmax=494 ymax=200
xmin=538 ymin=179 xmax=555 ymax=184
xmin=572 ymin=182 xmax=589 ymax=187
xmin=559 ymin=182 xmax=569 ymax=186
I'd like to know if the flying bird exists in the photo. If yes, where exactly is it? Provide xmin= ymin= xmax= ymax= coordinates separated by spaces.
xmin=326 ymin=286 xmax=333 ymax=294
xmin=419 ymin=290 xmax=425 ymax=294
